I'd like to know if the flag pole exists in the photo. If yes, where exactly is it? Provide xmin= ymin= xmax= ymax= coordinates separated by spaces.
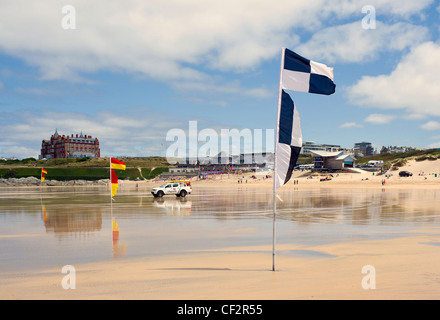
xmin=272 ymin=48 xmax=285 ymax=272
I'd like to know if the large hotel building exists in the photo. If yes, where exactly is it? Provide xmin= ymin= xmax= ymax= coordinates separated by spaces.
xmin=40 ymin=129 xmax=100 ymax=159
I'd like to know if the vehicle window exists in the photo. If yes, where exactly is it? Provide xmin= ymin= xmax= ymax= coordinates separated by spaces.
xmin=165 ymin=184 xmax=171 ymax=188
xmin=173 ymin=184 xmax=179 ymax=187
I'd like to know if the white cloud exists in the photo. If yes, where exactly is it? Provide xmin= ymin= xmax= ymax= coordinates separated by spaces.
xmin=0 ymin=0 xmax=317 ymax=82
xmin=348 ymin=42 xmax=440 ymax=117
xmin=1 ymin=107 xmax=268 ymax=159
xmin=421 ymin=121 xmax=440 ymax=130
xmin=172 ymin=79 xmax=273 ymax=99
xmin=339 ymin=122 xmax=363 ymax=128
xmin=0 ymin=0 xmax=433 ymax=84
xmin=427 ymin=141 xmax=440 ymax=148
xmin=403 ymin=113 xmax=428 ymax=120
xmin=365 ymin=113 xmax=396 ymax=124
xmin=326 ymin=0 xmax=434 ymax=18
xmin=0 ymin=109 xmax=187 ymax=158
xmin=297 ymin=21 xmax=429 ymax=64
xmin=0 ymin=146 xmax=37 ymax=159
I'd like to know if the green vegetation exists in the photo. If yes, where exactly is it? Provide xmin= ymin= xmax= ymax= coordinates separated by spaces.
xmin=356 ymin=148 xmax=440 ymax=171
xmin=0 ymin=156 xmax=169 ymax=167
xmin=390 ymin=159 xmax=407 ymax=171
xmin=141 ymin=167 xmax=169 ymax=179
xmin=0 ymin=157 xmax=170 ymax=181
xmin=296 ymin=154 xmax=313 ymax=165
xmin=4 ymin=169 xmax=17 ymax=179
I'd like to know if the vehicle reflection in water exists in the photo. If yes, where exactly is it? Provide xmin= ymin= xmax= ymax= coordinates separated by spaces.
xmin=156 ymin=187 xmax=440 ymax=225
xmin=152 ymin=197 xmax=192 ymax=216
xmin=1 ymin=186 xmax=440 ymax=272
xmin=0 ymin=185 xmax=439 ymax=230
xmin=34 ymin=186 xmax=440 ymax=243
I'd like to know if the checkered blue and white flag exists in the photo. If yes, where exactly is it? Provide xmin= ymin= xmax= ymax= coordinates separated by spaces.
xmin=274 ymin=90 xmax=302 ymax=189
xmin=281 ymin=48 xmax=335 ymax=95
xmin=272 ymin=48 xmax=336 ymax=271
xmin=274 ymin=48 xmax=335 ymax=189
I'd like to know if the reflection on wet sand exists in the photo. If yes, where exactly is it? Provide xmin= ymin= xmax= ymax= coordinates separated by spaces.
xmin=40 ymin=198 xmax=127 ymax=258
xmin=152 ymin=198 xmax=192 ymax=216
xmin=152 ymin=187 xmax=440 ymax=225
xmin=27 ymin=186 xmax=440 ymax=228
xmin=1 ymin=185 xmax=439 ymax=230
xmin=42 ymin=204 xmax=102 ymax=236
xmin=1 ymin=185 xmax=439 ymax=272
xmin=275 ymin=187 xmax=440 ymax=224
xmin=181 ymin=189 xmax=273 ymax=218
xmin=112 ymin=218 xmax=126 ymax=258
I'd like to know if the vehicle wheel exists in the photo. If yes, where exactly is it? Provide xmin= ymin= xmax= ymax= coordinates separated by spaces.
xmin=179 ymin=190 xmax=187 ymax=198
xmin=176 ymin=194 xmax=181 ymax=197
xmin=157 ymin=191 xmax=164 ymax=198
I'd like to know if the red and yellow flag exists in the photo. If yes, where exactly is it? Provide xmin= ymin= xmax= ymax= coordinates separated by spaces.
xmin=112 ymin=218 xmax=119 ymax=241
xmin=41 ymin=168 xmax=47 ymax=182
xmin=111 ymin=169 xmax=118 ymax=197
xmin=111 ymin=158 xmax=126 ymax=170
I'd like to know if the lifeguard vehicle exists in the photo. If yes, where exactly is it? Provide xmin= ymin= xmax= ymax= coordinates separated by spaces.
xmin=151 ymin=181 xmax=192 ymax=198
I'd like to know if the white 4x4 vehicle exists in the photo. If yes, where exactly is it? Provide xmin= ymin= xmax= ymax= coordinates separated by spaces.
xmin=151 ymin=181 xmax=192 ymax=198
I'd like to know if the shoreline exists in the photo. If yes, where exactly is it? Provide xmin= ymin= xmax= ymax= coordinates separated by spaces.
xmin=1 ymin=172 xmax=440 ymax=189
xmin=1 ymin=159 xmax=439 ymax=189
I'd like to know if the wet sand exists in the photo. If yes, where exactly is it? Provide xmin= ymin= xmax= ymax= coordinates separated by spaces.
xmin=1 ymin=230 xmax=439 ymax=300
xmin=1 ymin=162 xmax=440 ymax=300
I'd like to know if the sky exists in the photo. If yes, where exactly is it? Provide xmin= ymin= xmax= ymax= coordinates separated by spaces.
xmin=0 ymin=0 xmax=440 ymax=159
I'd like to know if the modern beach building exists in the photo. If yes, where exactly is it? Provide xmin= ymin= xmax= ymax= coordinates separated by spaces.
xmin=310 ymin=150 xmax=356 ymax=170
xmin=40 ymin=129 xmax=101 ymax=159
xmin=301 ymin=141 xmax=343 ymax=155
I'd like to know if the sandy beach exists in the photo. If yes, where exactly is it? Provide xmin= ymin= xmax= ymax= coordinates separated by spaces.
xmin=185 ymin=158 xmax=440 ymax=188
xmin=1 ymin=230 xmax=439 ymax=300
xmin=1 ymin=159 xmax=440 ymax=300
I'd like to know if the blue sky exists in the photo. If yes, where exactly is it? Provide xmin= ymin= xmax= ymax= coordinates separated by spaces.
xmin=0 ymin=0 xmax=440 ymax=158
